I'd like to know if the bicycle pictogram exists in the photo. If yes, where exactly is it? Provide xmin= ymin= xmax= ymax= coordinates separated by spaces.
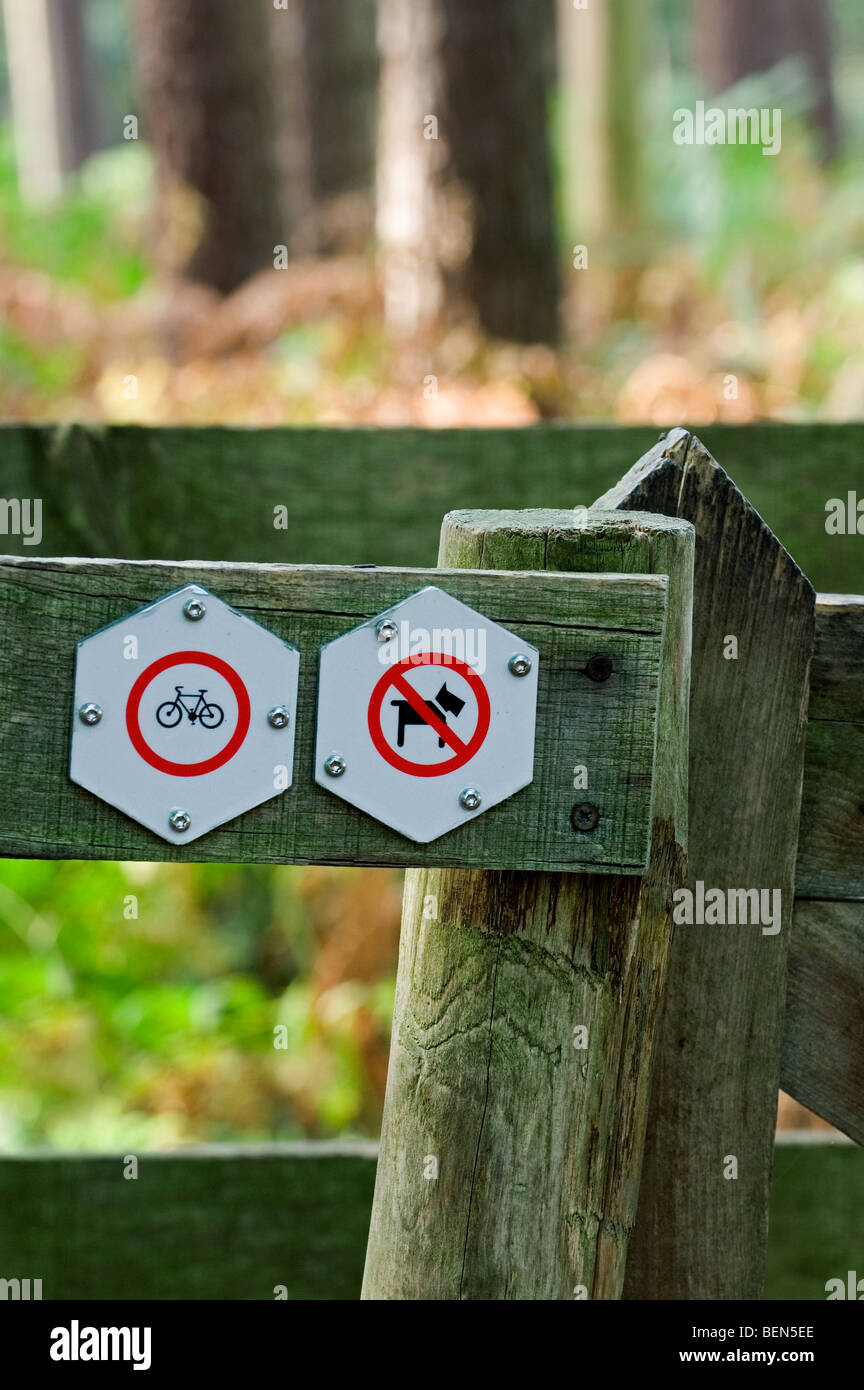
xmin=155 ymin=686 xmax=225 ymax=730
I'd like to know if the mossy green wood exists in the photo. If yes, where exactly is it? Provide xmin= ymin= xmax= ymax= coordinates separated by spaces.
xmin=0 ymin=556 xmax=667 ymax=873
xmin=0 ymin=1140 xmax=858 ymax=1300
xmin=783 ymin=595 xmax=864 ymax=1146
xmin=784 ymin=901 xmax=864 ymax=1148
xmin=596 ymin=429 xmax=816 ymax=1301
xmin=0 ymin=1144 xmax=378 ymax=1300
xmin=0 ymin=421 xmax=861 ymax=592
xmin=795 ymin=596 xmax=864 ymax=900
xmin=362 ymin=509 xmax=693 ymax=1300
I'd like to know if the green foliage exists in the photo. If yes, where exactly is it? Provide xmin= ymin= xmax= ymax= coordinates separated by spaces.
xmin=0 ymin=126 xmax=149 ymax=299
xmin=0 ymin=324 xmax=84 ymax=394
xmin=0 ymin=859 xmax=394 ymax=1150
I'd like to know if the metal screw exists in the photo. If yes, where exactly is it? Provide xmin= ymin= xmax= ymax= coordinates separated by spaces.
xmin=183 ymin=597 xmax=206 ymax=622
xmin=586 ymin=655 xmax=613 ymax=683
xmin=571 ymin=802 xmax=600 ymax=833
xmin=459 ymin=787 xmax=481 ymax=811
xmin=79 ymin=702 xmax=103 ymax=725
xmin=267 ymin=705 xmax=290 ymax=729
xmin=169 ymin=808 xmax=191 ymax=834
xmin=376 ymin=619 xmax=398 ymax=643
xmin=324 ymin=754 xmax=347 ymax=778
xmin=508 ymin=653 xmax=532 ymax=677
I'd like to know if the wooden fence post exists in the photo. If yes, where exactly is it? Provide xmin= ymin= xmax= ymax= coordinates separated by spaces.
xmin=595 ymin=428 xmax=816 ymax=1299
xmin=362 ymin=509 xmax=693 ymax=1300
xmin=782 ymin=593 xmax=864 ymax=1146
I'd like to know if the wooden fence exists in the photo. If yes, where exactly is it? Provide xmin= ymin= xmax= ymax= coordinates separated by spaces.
xmin=0 ymin=421 xmax=861 ymax=1299
xmin=0 ymin=1138 xmax=858 ymax=1301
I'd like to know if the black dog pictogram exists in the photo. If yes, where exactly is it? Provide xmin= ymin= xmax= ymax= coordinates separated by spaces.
xmin=391 ymin=680 xmax=466 ymax=748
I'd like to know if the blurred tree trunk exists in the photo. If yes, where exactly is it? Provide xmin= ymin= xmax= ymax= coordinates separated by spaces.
xmin=268 ymin=0 xmax=317 ymax=254
xmin=377 ymin=0 xmax=560 ymax=344
xmin=1 ymin=0 xmax=95 ymax=204
xmin=269 ymin=0 xmax=378 ymax=254
xmin=301 ymin=0 xmax=377 ymax=205
xmin=557 ymin=0 xmax=648 ymax=244
xmin=134 ymin=0 xmax=284 ymax=293
xmin=695 ymin=0 xmax=838 ymax=159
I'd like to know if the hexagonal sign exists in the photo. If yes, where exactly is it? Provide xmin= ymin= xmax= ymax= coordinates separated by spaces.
xmin=315 ymin=586 xmax=538 ymax=842
xmin=70 ymin=585 xmax=299 ymax=844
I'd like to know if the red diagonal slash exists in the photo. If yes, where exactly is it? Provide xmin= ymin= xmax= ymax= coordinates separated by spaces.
xmin=368 ymin=653 xmax=490 ymax=778
xmin=390 ymin=671 xmax=469 ymax=756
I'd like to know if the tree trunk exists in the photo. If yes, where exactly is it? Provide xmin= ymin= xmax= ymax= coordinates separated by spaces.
xmin=1 ymin=0 xmax=95 ymax=204
xmin=376 ymin=0 xmax=447 ymax=335
xmin=376 ymin=0 xmax=561 ymax=344
xmin=557 ymin=0 xmax=647 ymax=246
xmin=269 ymin=0 xmax=378 ymax=255
xmin=301 ymin=0 xmax=377 ymax=204
xmin=695 ymin=0 xmax=838 ymax=160
xmin=133 ymin=0 xmax=284 ymax=293
xmin=267 ymin=0 xmax=317 ymax=255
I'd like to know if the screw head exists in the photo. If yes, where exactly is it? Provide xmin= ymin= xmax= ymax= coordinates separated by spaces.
xmin=324 ymin=754 xmax=347 ymax=778
xmin=183 ymin=597 xmax=206 ymax=622
xmin=586 ymin=655 xmax=613 ymax=683
xmin=508 ymin=653 xmax=532 ymax=677
xmin=169 ymin=808 xmax=192 ymax=833
xmin=267 ymin=705 xmax=290 ymax=729
xmin=376 ymin=619 xmax=398 ymax=643
xmin=79 ymin=702 xmax=103 ymax=726
xmin=459 ymin=787 xmax=482 ymax=812
xmin=571 ymin=802 xmax=600 ymax=833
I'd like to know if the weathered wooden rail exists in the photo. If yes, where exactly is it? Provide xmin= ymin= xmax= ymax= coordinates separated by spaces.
xmin=0 ymin=557 xmax=669 ymax=873
xmin=0 ymin=421 xmax=859 ymax=592
xmin=0 ymin=1138 xmax=858 ymax=1301
xmin=0 ymin=421 xmax=861 ymax=1300
xmin=785 ymin=594 xmax=864 ymax=1147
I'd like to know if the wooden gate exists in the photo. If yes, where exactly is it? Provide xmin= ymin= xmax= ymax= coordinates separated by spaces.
xmin=0 ymin=423 xmax=860 ymax=1299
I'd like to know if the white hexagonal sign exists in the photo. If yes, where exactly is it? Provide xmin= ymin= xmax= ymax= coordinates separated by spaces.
xmin=315 ymin=586 xmax=538 ymax=842
xmin=70 ymin=584 xmax=299 ymax=844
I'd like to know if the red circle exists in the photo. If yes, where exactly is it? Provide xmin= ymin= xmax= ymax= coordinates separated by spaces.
xmin=126 ymin=650 xmax=251 ymax=777
xmin=368 ymin=654 xmax=490 ymax=778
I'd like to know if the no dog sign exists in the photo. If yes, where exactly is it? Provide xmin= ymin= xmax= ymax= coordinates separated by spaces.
xmin=315 ymin=586 xmax=538 ymax=842
xmin=367 ymin=652 xmax=491 ymax=778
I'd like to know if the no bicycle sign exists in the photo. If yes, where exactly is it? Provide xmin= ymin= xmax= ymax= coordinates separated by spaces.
xmin=70 ymin=586 xmax=300 ymax=844
xmin=315 ymin=586 xmax=538 ymax=842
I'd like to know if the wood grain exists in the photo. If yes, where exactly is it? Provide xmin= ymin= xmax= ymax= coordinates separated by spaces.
xmin=596 ymin=428 xmax=816 ymax=1300
xmin=0 ymin=555 xmax=667 ymax=873
xmin=780 ymin=595 xmax=864 ymax=1143
xmin=0 ymin=1143 xmax=377 ymax=1300
xmin=0 ymin=1139 xmax=856 ymax=1300
xmin=0 ymin=420 xmax=862 ymax=594
xmin=362 ymin=509 xmax=693 ymax=1299
xmin=794 ymin=595 xmax=864 ymax=900
xmin=782 ymin=900 xmax=864 ymax=1147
